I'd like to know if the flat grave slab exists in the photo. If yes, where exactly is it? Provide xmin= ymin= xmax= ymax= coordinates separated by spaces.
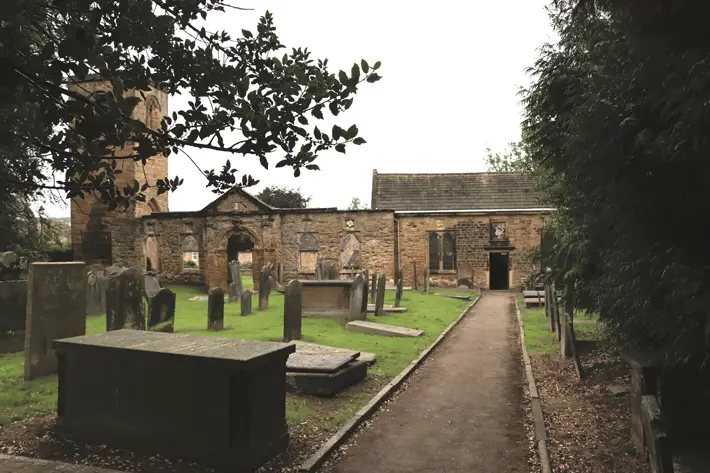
xmin=346 ymin=320 xmax=423 ymax=338
xmin=434 ymin=293 xmax=471 ymax=301
xmin=523 ymin=290 xmax=545 ymax=298
xmin=289 ymin=340 xmax=377 ymax=365
xmin=366 ymin=304 xmax=408 ymax=314
xmin=286 ymin=353 xmax=354 ymax=373
xmin=188 ymin=295 xmax=208 ymax=301
xmin=286 ymin=360 xmax=368 ymax=396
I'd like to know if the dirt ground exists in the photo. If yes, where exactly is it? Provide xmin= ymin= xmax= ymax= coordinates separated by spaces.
xmin=322 ymin=292 xmax=531 ymax=473
xmin=532 ymin=339 xmax=650 ymax=473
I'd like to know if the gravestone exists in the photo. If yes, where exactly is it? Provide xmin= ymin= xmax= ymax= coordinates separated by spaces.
xmin=283 ymin=280 xmax=302 ymax=342
xmin=24 ymin=262 xmax=86 ymax=380
xmin=394 ymin=278 xmax=403 ymax=308
xmin=323 ymin=260 xmax=339 ymax=280
xmin=148 ymin=288 xmax=176 ymax=332
xmin=228 ymin=260 xmax=243 ymax=302
xmin=413 ymin=260 xmax=418 ymax=291
xmin=106 ymin=267 xmax=145 ymax=331
xmin=240 ymin=290 xmax=252 ymax=316
xmin=361 ymin=270 xmax=370 ymax=314
xmin=144 ymin=274 xmax=161 ymax=299
xmin=269 ymin=263 xmax=277 ymax=289
xmin=375 ymin=273 xmax=386 ymax=316
xmin=259 ymin=264 xmax=272 ymax=311
xmin=207 ymin=287 xmax=225 ymax=331
xmin=348 ymin=274 xmax=367 ymax=322
xmin=315 ymin=257 xmax=323 ymax=280
xmin=424 ymin=268 xmax=430 ymax=293
xmin=370 ymin=271 xmax=377 ymax=304
xmin=86 ymin=271 xmax=104 ymax=316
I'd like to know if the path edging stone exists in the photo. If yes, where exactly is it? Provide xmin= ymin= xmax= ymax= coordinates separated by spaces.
xmin=297 ymin=295 xmax=481 ymax=473
xmin=514 ymin=298 xmax=553 ymax=473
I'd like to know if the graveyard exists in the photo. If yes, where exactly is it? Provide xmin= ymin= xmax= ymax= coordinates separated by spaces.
xmin=0 ymin=273 xmax=473 ymax=472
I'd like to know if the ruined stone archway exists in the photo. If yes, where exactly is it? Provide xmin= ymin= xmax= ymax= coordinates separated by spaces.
xmin=209 ymin=227 xmax=263 ymax=291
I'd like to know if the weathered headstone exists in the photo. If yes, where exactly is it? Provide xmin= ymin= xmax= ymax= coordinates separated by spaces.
xmin=394 ymin=278 xmax=403 ymax=308
xmin=413 ymin=260 xmax=418 ymax=291
xmin=269 ymin=262 xmax=277 ymax=289
xmin=348 ymin=274 xmax=366 ymax=322
xmin=106 ymin=267 xmax=145 ymax=331
xmin=362 ymin=270 xmax=370 ymax=314
xmin=24 ymin=262 xmax=86 ymax=380
xmin=144 ymin=274 xmax=161 ymax=299
xmin=375 ymin=273 xmax=386 ymax=316
xmin=315 ymin=257 xmax=323 ymax=280
xmin=283 ymin=280 xmax=302 ymax=342
xmin=259 ymin=264 xmax=271 ymax=310
xmin=207 ymin=287 xmax=225 ymax=330
xmin=323 ymin=260 xmax=339 ymax=280
xmin=424 ymin=268 xmax=430 ymax=293
xmin=228 ymin=260 xmax=243 ymax=302
xmin=240 ymin=290 xmax=253 ymax=316
xmin=148 ymin=288 xmax=176 ymax=332
xmin=86 ymin=271 xmax=104 ymax=316
xmin=370 ymin=271 xmax=377 ymax=304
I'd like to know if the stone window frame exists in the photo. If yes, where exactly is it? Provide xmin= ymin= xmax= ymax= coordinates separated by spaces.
xmin=427 ymin=230 xmax=457 ymax=274
xmin=297 ymin=233 xmax=319 ymax=274
xmin=181 ymin=234 xmax=201 ymax=273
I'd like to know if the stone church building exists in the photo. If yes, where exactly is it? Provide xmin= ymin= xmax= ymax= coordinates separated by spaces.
xmin=70 ymin=83 xmax=552 ymax=291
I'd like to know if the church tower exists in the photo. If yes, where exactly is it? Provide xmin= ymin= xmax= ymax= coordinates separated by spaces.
xmin=69 ymin=77 xmax=169 ymax=265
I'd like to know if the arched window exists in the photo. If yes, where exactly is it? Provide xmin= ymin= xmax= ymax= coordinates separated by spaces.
xmin=182 ymin=235 xmax=200 ymax=270
xmin=145 ymin=95 xmax=162 ymax=130
xmin=428 ymin=231 xmax=456 ymax=272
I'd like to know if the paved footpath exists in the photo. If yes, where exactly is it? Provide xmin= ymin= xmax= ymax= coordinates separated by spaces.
xmin=0 ymin=454 xmax=124 ymax=472
xmin=326 ymin=292 xmax=530 ymax=473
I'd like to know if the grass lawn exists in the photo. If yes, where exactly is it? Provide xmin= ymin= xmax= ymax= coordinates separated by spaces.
xmin=0 ymin=278 xmax=474 ymax=436
xmin=518 ymin=296 xmax=600 ymax=355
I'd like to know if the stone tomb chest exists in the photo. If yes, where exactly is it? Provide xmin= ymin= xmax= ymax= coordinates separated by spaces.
xmin=300 ymin=279 xmax=361 ymax=320
xmin=53 ymin=330 xmax=295 ymax=472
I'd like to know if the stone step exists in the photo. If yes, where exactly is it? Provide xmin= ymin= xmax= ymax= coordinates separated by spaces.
xmin=346 ymin=320 xmax=423 ymax=338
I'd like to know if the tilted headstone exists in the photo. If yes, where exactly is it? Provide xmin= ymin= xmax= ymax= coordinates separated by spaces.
xmin=348 ymin=274 xmax=366 ymax=323
xmin=424 ymin=268 xmax=430 ymax=294
xmin=106 ymin=267 xmax=145 ymax=331
xmin=86 ymin=270 xmax=104 ymax=316
xmin=394 ymin=278 xmax=404 ymax=308
xmin=144 ymin=274 xmax=161 ymax=299
xmin=413 ymin=260 xmax=418 ymax=291
xmin=228 ymin=260 xmax=243 ymax=302
xmin=283 ymin=280 xmax=302 ymax=342
xmin=323 ymin=260 xmax=340 ymax=280
xmin=375 ymin=273 xmax=386 ymax=316
xmin=148 ymin=288 xmax=176 ymax=333
xmin=24 ymin=262 xmax=86 ymax=380
xmin=370 ymin=271 xmax=377 ymax=304
xmin=240 ymin=290 xmax=253 ymax=316
xmin=259 ymin=264 xmax=271 ymax=311
xmin=207 ymin=287 xmax=225 ymax=331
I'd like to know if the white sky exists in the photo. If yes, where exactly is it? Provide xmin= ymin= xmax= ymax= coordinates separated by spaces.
xmin=43 ymin=1 xmax=555 ymax=217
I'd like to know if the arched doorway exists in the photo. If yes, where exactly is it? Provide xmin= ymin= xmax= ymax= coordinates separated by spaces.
xmin=227 ymin=233 xmax=255 ymax=283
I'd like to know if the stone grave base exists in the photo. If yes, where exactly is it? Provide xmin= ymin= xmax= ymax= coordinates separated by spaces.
xmin=288 ymin=340 xmax=377 ymax=365
xmin=366 ymin=304 xmax=408 ymax=314
xmin=433 ymin=293 xmax=471 ymax=301
xmin=286 ymin=360 xmax=368 ymax=396
xmin=346 ymin=320 xmax=423 ymax=338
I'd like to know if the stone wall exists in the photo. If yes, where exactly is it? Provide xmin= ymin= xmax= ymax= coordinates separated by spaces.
xmin=397 ymin=212 xmax=546 ymax=290
xmin=211 ymin=191 xmax=266 ymax=212
xmin=280 ymin=211 xmax=395 ymax=282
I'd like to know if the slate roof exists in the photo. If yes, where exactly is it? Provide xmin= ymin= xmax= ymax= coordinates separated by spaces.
xmin=371 ymin=171 xmax=546 ymax=211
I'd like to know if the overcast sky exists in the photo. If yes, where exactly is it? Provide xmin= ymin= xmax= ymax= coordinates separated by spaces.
xmin=44 ymin=1 xmax=555 ymax=217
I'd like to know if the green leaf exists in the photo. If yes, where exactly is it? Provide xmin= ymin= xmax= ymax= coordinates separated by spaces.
xmin=329 ymin=101 xmax=340 ymax=116
xmin=346 ymin=124 xmax=358 ymax=140
xmin=335 ymin=143 xmax=346 ymax=154
xmin=312 ymin=105 xmax=324 ymax=120
xmin=361 ymin=60 xmax=370 ymax=74
xmin=332 ymin=125 xmax=344 ymax=140
xmin=259 ymin=155 xmax=269 ymax=169
xmin=298 ymin=115 xmax=308 ymax=125
xmin=242 ymin=29 xmax=253 ymax=38
xmin=338 ymin=70 xmax=348 ymax=84
xmin=314 ymin=127 xmax=322 ymax=140
xmin=374 ymin=61 xmax=382 ymax=70
xmin=366 ymin=73 xmax=382 ymax=83
xmin=353 ymin=137 xmax=367 ymax=145
xmin=351 ymin=63 xmax=360 ymax=83
xmin=275 ymin=160 xmax=288 ymax=168
xmin=306 ymin=164 xmax=320 ymax=170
